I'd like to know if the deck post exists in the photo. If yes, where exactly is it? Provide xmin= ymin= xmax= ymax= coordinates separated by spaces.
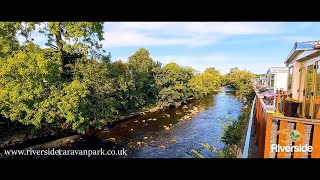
xmin=264 ymin=110 xmax=274 ymax=158
xmin=259 ymin=105 xmax=275 ymax=158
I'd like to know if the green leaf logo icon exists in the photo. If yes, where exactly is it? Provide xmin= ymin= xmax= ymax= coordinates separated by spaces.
xmin=290 ymin=130 xmax=301 ymax=142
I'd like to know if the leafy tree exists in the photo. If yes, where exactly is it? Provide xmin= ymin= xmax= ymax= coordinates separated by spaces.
xmin=189 ymin=73 xmax=219 ymax=98
xmin=0 ymin=22 xmax=36 ymax=59
xmin=101 ymin=52 xmax=112 ymax=63
xmin=0 ymin=43 xmax=61 ymax=127
xmin=0 ymin=43 xmax=95 ymax=133
xmin=72 ymin=59 xmax=116 ymax=123
xmin=38 ymin=22 xmax=104 ymax=76
xmin=229 ymin=67 xmax=240 ymax=73
xmin=128 ymin=48 xmax=160 ymax=107
xmin=109 ymin=60 xmax=136 ymax=114
xmin=156 ymin=62 xmax=194 ymax=108
xmin=224 ymin=69 xmax=255 ymax=96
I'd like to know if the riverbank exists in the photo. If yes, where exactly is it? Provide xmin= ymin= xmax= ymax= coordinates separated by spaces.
xmin=1 ymin=86 xmax=244 ymax=158
xmin=89 ymin=88 xmax=223 ymax=131
xmin=217 ymin=91 xmax=254 ymax=158
xmin=0 ymin=92 xmax=218 ymax=155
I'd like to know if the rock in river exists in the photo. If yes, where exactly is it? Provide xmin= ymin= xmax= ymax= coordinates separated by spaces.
xmin=170 ymin=139 xmax=176 ymax=143
xmin=106 ymin=138 xmax=116 ymax=143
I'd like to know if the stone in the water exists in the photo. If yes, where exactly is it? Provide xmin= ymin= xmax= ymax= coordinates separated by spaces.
xmin=142 ymin=120 xmax=146 ymax=123
xmin=182 ymin=115 xmax=191 ymax=120
xmin=163 ymin=125 xmax=170 ymax=131
xmin=106 ymin=138 xmax=116 ymax=143
xmin=170 ymin=139 xmax=176 ymax=143
xmin=137 ymin=141 xmax=141 ymax=145
xmin=143 ymin=136 xmax=148 ymax=140
xmin=133 ymin=120 xmax=138 ymax=123
xmin=159 ymin=145 xmax=166 ymax=149
xmin=169 ymin=124 xmax=173 ymax=126
xmin=130 ymin=129 xmax=134 ymax=131
xmin=182 ymin=105 xmax=188 ymax=109
xmin=152 ymin=118 xmax=157 ymax=120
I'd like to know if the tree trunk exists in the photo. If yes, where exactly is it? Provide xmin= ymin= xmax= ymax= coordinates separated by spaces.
xmin=55 ymin=23 xmax=65 ymax=76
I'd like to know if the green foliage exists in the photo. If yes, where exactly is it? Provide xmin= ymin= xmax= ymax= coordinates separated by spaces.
xmin=189 ymin=67 xmax=222 ymax=98
xmin=72 ymin=59 xmax=116 ymax=121
xmin=191 ymin=149 xmax=205 ymax=158
xmin=192 ymin=143 xmax=237 ymax=158
xmin=0 ymin=43 xmax=60 ymax=127
xmin=222 ymin=101 xmax=251 ymax=145
xmin=0 ymin=22 xmax=21 ymax=58
xmin=155 ymin=62 xmax=194 ymax=108
xmin=128 ymin=48 xmax=160 ymax=107
xmin=39 ymin=22 xmax=104 ymax=58
xmin=57 ymin=80 xmax=90 ymax=133
xmin=0 ymin=22 xmax=36 ymax=59
xmin=0 ymin=22 xmax=255 ymax=136
xmin=0 ymin=43 xmax=96 ymax=133
xmin=224 ymin=68 xmax=255 ymax=97
xmin=221 ymin=117 xmax=244 ymax=146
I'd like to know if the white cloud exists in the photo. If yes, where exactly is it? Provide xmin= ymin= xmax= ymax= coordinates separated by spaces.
xmin=102 ymin=22 xmax=284 ymax=48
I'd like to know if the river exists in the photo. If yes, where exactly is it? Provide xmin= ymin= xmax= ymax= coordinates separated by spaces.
xmin=70 ymin=86 xmax=243 ymax=158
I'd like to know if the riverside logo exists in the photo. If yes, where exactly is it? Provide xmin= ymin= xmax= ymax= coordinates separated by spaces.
xmin=271 ymin=128 xmax=313 ymax=153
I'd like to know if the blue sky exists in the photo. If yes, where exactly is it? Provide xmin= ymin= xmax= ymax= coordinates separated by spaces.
xmin=31 ymin=22 xmax=320 ymax=74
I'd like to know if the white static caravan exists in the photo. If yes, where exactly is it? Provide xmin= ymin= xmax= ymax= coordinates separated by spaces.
xmin=266 ymin=67 xmax=289 ymax=93
xmin=285 ymin=41 xmax=320 ymax=119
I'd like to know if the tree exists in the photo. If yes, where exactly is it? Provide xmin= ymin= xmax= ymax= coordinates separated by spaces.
xmin=0 ymin=43 xmax=61 ymax=127
xmin=72 ymin=59 xmax=117 ymax=124
xmin=38 ymin=22 xmax=104 ymax=76
xmin=0 ymin=22 xmax=36 ymax=59
xmin=204 ymin=67 xmax=222 ymax=86
xmin=229 ymin=67 xmax=240 ymax=73
xmin=101 ymin=52 xmax=112 ymax=63
xmin=110 ymin=60 xmax=141 ymax=114
xmin=189 ymin=71 xmax=221 ymax=98
xmin=156 ymin=62 xmax=194 ymax=108
xmin=205 ymin=67 xmax=220 ymax=75
xmin=128 ymin=48 xmax=160 ymax=107
xmin=0 ymin=43 xmax=102 ymax=133
xmin=224 ymin=69 xmax=255 ymax=96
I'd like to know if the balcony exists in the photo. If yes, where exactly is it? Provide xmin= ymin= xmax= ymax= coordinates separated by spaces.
xmin=243 ymin=89 xmax=320 ymax=158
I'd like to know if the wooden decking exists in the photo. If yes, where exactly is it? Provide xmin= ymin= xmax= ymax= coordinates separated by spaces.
xmin=248 ymin=121 xmax=258 ymax=158
xmin=245 ymin=89 xmax=320 ymax=158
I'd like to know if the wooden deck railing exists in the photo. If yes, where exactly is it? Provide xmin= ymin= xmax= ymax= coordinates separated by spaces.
xmin=253 ymin=90 xmax=320 ymax=158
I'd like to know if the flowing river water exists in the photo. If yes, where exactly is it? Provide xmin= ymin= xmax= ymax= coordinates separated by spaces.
xmin=70 ymin=86 xmax=243 ymax=158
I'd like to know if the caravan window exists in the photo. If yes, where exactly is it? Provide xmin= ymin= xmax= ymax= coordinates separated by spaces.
xmin=287 ymin=66 xmax=294 ymax=95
